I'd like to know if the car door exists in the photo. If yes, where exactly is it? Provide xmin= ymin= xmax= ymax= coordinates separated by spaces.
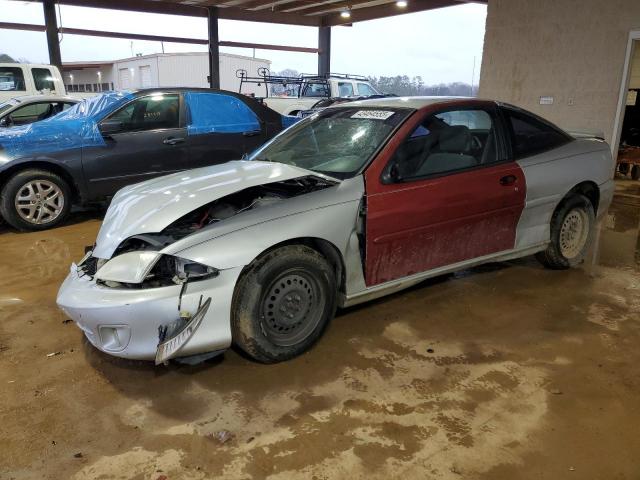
xmin=81 ymin=92 xmax=189 ymax=199
xmin=364 ymin=104 xmax=526 ymax=286
xmin=184 ymin=91 xmax=266 ymax=169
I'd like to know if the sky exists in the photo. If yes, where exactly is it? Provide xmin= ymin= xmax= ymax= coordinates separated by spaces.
xmin=0 ymin=0 xmax=487 ymax=85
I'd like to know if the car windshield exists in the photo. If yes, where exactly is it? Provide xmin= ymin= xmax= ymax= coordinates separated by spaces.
xmin=249 ymin=107 xmax=410 ymax=179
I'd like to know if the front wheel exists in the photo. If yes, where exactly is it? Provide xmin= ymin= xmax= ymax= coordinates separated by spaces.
xmin=0 ymin=169 xmax=71 ymax=231
xmin=231 ymin=245 xmax=337 ymax=363
xmin=536 ymin=194 xmax=595 ymax=269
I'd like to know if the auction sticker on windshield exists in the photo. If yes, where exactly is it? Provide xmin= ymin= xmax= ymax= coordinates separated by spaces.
xmin=351 ymin=110 xmax=395 ymax=120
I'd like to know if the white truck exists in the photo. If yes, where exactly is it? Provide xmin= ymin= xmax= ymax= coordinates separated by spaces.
xmin=0 ymin=63 xmax=68 ymax=103
xmin=238 ymin=71 xmax=383 ymax=116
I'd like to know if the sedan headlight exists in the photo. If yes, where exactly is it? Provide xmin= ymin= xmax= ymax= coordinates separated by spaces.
xmin=95 ymin=251 xmax=218 ymax=287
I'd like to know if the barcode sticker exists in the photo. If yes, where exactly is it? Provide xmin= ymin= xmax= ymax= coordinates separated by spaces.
xmin=351 ymin=110 xmax=395 ymax=120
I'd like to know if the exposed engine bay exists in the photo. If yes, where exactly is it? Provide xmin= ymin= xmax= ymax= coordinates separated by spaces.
xmin=113 ymin=175 xmax=336 ymax=256
xmin=76 ymin=175 xmax=337 ymax=287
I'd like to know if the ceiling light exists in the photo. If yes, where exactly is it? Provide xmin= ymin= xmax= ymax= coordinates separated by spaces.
xmin=396 ymin=0 xmax=407 ymax=7
xmin=340 ymin=9 xmax=351 ymax=18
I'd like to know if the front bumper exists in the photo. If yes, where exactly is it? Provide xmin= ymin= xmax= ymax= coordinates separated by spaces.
xmin=56 ymin=264 xmax=243 ymax=361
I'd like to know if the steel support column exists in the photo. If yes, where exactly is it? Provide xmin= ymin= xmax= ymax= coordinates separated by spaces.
xmin=318 ymin=25 xmax=331 ymax=76
xmin=43 ymin=0 xmax=62 ymax=71
xmin=207 ymin=6 xmax=220 ymax=89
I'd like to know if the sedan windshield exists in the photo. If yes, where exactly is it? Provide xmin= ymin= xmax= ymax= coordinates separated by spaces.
xmin=250 ymin=107 xmax=410 ymax=179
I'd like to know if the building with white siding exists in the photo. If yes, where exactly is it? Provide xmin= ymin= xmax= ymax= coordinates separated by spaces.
xmin=61 ymin=52 xmax=271 ymax=96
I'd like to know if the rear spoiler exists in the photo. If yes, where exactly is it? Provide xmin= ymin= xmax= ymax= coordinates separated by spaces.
xmin=567 ymin=129 xmax=605 ymax=141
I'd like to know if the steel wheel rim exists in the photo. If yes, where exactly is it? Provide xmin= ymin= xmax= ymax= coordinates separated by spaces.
xmin=261 ymin=269 xmax=323 ymax=347
xmin=14 ymin=180 xmax=65 ymax=225
xmin=559 ymin=208 xmax=589 ymax=259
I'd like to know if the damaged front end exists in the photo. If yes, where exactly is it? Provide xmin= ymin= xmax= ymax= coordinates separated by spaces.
xmin=66 ymin=173 xmax=337 ymax=364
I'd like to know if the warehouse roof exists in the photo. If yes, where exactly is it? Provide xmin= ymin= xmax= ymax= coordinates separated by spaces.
xmin=25 ymin=0 xmax=486 ymax=27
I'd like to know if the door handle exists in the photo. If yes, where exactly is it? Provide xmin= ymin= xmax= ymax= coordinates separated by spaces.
xmin=163 ymin=137 xmax=185 ymax=145
xmin=242 ymin=130 xmax=261 ymax=137
xmin=499 ymin=174 xmax=517 ymax=186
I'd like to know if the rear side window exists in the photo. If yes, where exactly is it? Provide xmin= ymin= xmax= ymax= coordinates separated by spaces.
xmin=32 ymin=68 xmax=55 ymax=91
xmin=504 ymin=108 xmax=571 ymax=159
xmin=185 ymin=92 xmax=260 ymax=134
xmin=0 ymin=67 xmax=26 ymax=91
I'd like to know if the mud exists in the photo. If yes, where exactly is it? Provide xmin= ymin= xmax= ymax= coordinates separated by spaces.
xmin=1 ymin=181 xmax=639 ymax=479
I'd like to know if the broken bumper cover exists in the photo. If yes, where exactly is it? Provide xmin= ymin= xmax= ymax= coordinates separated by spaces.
xmin=56 ymin=265 xmax=243 ymax=361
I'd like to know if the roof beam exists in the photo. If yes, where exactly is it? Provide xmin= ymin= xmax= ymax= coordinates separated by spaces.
xmin=326 ymin=0 xmax=455 ymax=25
xmin=0 ymin=21 xmax=317 ymax=52
xmin=299 ymin=0 xmax=389 ymax=16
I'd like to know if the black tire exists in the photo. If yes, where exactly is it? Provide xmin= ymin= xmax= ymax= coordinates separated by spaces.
xmin=536 ymin=194 xmax=595 ymax=270
xmin=618 ymin=162 xmax=630 ymax=175
xmin=632 ymin=165 xmax=640 ymax=181
xmin=0 ymin=169 xmax=72 ymax=231
xmin=231 ymin=245 xmax=337 ymax=363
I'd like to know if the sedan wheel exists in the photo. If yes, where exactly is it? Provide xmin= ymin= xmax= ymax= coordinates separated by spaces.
xmin=536 ymin=193 xmax=595 ymax=269
xmin=14 ymin=179 xmax=65 ymax=225
xmin=558 ymin=208 xmax=589 ymax=259
xmin=0 ymin=169 xmax=72 ymax=231
xmin=232 ymin=245 xmax=337 ymax=363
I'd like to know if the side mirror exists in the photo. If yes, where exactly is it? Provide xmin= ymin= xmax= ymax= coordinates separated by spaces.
xmin=381 ymin=160 xmax=401 ymax=184
xmin=0 ymin=116 xmax=11 ymax=127
xmin=99 ymin=119 xmax=124 ymax=136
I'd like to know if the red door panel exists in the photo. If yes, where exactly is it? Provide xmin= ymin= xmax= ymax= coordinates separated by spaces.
xmin=365 ymin=162 xmax=526 ymax=286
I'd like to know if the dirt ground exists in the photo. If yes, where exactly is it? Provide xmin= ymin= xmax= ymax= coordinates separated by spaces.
xmin=1 ymin=180 xmax=639 ymax=480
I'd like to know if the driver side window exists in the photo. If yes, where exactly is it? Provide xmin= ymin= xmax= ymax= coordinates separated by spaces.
xmin=107 ymin=94 xmax=180 ymax=133
xmin=389 ymin=108 xmax=499 ymax=181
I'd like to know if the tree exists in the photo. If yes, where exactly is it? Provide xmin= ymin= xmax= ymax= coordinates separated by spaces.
xmin=368 ymin=76 xmax=478 ymax=97
xmin=0 ymin=53 xmax=16 ymax=63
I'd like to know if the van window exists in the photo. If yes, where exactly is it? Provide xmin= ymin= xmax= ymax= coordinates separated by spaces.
xmin=0 ymin=67 xmax=26 ymax=91
xmin=32 ymin=68 xmax=56 ymax=91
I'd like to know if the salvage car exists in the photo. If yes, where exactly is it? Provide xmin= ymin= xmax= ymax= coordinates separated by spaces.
xmin=57 ymin=97 xmax=615 ymax=365
xmin=0 ymin=88 xmax=296 ymax=231
xmin=0 ymin=95 xmax=78 ymax=127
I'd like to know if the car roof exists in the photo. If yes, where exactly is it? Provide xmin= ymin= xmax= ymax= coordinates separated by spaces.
xmin=6 ymin=94 xmax=78 ymax=104
xmin=331 ymin=96 xmax=485 ymax=110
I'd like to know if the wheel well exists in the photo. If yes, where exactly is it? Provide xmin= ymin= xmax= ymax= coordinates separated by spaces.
xmin=0 ymin=162 xmax=80 ymax=202
xmin=564 ymin=181 xmax=600 ymax=213
xmin=253 ymin=237 xmax=346 ymax=294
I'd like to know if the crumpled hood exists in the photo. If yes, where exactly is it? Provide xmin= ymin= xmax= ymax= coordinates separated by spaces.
xmin=93 ymin=160 xmax=320 ymax=258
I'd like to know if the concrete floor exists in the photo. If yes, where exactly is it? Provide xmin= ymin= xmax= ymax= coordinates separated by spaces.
xmin=1 ymin=180 xmax=639 ymax=480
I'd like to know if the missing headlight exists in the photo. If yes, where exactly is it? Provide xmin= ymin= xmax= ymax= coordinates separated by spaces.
xmin=144 ymin=255 xmax=219 ymax=287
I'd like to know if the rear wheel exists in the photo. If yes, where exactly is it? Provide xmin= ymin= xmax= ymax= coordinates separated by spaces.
xmin=0 ymin=169 xmax=71 ymax=231
xmin=632 ymin=165 xmax=640 ymax=181
xmin=231 ymin=245 xmax=337 ymax=363
xmin=536 ymin=194 xmax=595 ymax=269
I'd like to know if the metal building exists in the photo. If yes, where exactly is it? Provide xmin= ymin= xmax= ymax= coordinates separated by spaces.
xmin=61 ymin=51 xmax=271 ymax=95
